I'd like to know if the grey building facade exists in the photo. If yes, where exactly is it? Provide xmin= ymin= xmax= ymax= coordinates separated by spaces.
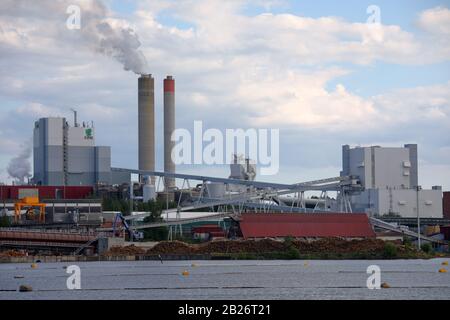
xmin=341 ymin=144 xmax=418 ymax=189
xmin=341 ymin=144 xmax=442 ymax=218
xmin=33 ymin=117 xmax=129 ymax=186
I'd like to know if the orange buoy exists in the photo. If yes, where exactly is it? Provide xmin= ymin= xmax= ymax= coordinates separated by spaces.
xmin=182 ymin=270 xmax=190 ymax=276
xmin=438 ymin=268 xmax=447 ymax=273
xmin=381 ymin=282 xmax=390 ymax=289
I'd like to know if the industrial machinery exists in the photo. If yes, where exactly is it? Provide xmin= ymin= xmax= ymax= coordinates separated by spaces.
xmin=112 ymin=213 xmax=144 ymax=242
xmin=14 ymin=196 xmax=46 ymax=223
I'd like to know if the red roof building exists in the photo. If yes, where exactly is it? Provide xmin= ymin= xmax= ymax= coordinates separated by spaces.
xmin=0 ymin=185 xmax=93 ymax=200
xmin=441 ymin=225 xmax=450 ymax=241
xmin=443 ymin=192 xmax=450 ymax=220
xmin=239 ymin=213 xmax=375 ymax=239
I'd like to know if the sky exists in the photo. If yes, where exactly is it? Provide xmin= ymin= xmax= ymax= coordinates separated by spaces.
xmin=0 ymin=0 xmax=449 ymax=189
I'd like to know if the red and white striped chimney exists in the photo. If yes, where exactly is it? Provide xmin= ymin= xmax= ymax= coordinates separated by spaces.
xmin=164 ymin=76 xmax=175 ymax=188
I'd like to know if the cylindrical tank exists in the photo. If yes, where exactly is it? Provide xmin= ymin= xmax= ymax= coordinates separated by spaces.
xmin=143 ymin=184 xmax=156 ymax=202
xmin=164 ymin=75 xmax=176 ymax=189
xmin=138 ymin=74 xmax=155 ymax=183
xmin=206 ymin=182 xmax=226 ymax=199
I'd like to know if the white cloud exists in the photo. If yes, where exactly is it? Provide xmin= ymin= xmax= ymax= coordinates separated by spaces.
xmin=0 ymin=1 xmax=449 ymax=186
xmin=134 ymin=1 xmax=449 ymax=65
xmin=418 ymin=6 xmax=450 ymax=36
xmin=15 ymin=102 xmax=62 ymax=118
xmin=372 ymin=82 xmax=450 ymax=124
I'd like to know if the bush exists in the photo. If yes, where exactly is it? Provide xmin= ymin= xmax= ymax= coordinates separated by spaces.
xmin=234 ymin=253 xmax=258 ymax=260
xmin=383 ymin=242 xmax=398 ymax=258
xmin=285 ymin=246 xmax=301 ymax=259
xmin=102 ymin=198 xmax=130 ymax=214
xmin=421 ymin=243 xmax=433 ymax=254
xmin=0 ymin=216 xmax=10 ymax=228
xmin=141 ymin=200 xmax=173 ymax=241
xmin=284 ymin=236 xmax=294 ymax=247
xmin=143 ymin=227 xmax=168 ymax=241
xmin=403 ymin=238 xmax=412 ymax=247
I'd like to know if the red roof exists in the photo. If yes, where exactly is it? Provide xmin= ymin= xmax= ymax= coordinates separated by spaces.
xmin=240 ymin=213 xmax=375 ymax=239
xmin=0 ymin=185 xmax=93 ymax=200
xmin=192 ymin=225 xmax=223 ymax=234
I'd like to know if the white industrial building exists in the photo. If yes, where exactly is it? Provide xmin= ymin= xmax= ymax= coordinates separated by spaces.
xmin=33 ymin=116 xmax=130 ymax=186
xmin=341 ymin=144 xmax=442 ymax=218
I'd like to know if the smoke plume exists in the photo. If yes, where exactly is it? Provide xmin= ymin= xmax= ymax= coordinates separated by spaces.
xmin=0 ymin=0 xmax=149 ymax=74
xmin=7 ymin=142 xmax=31 ymax=184
xmin=94 ymin=21 xmax=149 ymax=75
xmin=76 ymin=0 xmax=150 ymax=74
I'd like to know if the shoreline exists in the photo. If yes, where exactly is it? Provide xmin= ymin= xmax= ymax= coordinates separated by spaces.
xmin=2 ymin=238 xmax=448 ymax=263
xmin=1 ymin=253 xmax=448 ymax=264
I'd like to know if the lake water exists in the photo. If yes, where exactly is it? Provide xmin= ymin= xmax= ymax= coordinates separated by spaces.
xmin=0 ymin=259 xmax=449 ymax=300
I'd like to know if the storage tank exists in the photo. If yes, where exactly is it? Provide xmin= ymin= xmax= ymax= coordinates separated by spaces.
xmin=143 ymin=184 xmax=156 ymax=202
xmin=206 ymin=182 xmax=226 ymax=199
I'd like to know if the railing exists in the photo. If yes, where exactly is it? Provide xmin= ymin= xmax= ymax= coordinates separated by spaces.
xmin=0 ymin=227 xmax=98 ymax=236
xmin=370 ymin=217 xmax=448 ymax=245
xmin=73 ymin=237 xmax=100 ymax=255
xmin=0 ymin=240 xmax=90 ymax=248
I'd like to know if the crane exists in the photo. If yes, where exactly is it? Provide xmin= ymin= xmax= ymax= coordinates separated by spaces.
xmin=112 ymin=213 xmax=144 ymax=242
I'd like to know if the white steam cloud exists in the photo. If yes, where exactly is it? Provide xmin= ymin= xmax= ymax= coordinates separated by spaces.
xmin=7 ymin=142 xmax=31 ymax=184
xmin=0 ymin=0 xmax=149 ymax=74
xmin=94 ymin=21 xmax=149 ymax=75
xmin=74 ymin=0 xmax=150 ymax=74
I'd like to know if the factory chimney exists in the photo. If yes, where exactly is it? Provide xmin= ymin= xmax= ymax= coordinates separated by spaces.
xmin=138 ymin=74 xmax=155 ymax=183
xmin=164 ymin=75 xmax=176 ymax=189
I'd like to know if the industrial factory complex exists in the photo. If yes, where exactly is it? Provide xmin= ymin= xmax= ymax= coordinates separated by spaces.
xmin=1 ymin=74 xmax=449 ymax=257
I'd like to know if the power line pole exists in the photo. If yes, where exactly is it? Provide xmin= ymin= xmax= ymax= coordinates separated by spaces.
xmin=416 ymin=185 xmax=421 ymax=250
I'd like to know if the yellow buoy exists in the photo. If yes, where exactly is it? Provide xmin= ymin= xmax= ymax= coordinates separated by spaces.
xmin=303 ymin=262 xmax=309 ymax=267
xmin=438 ymin=268 xmax=447 ymax=273
xmin=442 ymin=261 xmax=448 ymax=266
xmin=191 ymin=263 xmax=198 ymax=268
xmin=182 ymin=270 xmax=190 ymax=276
xmin=30 ymin=263 xmax=37 ymax=269
xmin=381 ymin=282 xmax=390 ymax=289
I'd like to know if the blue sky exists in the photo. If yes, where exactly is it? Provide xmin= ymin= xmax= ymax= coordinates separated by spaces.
xmin=0 ymin=0 xmax=449 ymax=189
xmin=107 ymin=0 xmax=450 ymax=97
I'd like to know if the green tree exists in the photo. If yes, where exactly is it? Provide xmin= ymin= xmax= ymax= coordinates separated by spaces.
xmin=141 ymin=200 xmax=175 ymax=241
xmin=383 ymin=242 xmax=398 ymax=258
xmin=285 ymin=246 xmax=301 ymax=259
xmin=284 ymin=236 xmax=294 ymax=248
xmin=102 ymin=198 xmax=130 ymax=215
xmin=102 ymin=197 xmax=176 ymax=240
xmin=403 ymin=237 xmax=412 ymax=247
xmin=421 ymin=243 xmax=433 ymax=254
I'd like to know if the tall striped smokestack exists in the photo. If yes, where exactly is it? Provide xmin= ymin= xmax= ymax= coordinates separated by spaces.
xmin=138 ymin=74 xmax=155 ymax=182
xmin=164 ymin=75 xmax=176 ymax=189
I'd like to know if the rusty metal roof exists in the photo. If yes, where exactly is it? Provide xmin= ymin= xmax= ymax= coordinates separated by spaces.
xmin=240 ymin=213 xmax=376 ymax=238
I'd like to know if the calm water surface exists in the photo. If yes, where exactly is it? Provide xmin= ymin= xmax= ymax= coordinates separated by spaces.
xmin=0 ymin=259 xmax=449 ymax=300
